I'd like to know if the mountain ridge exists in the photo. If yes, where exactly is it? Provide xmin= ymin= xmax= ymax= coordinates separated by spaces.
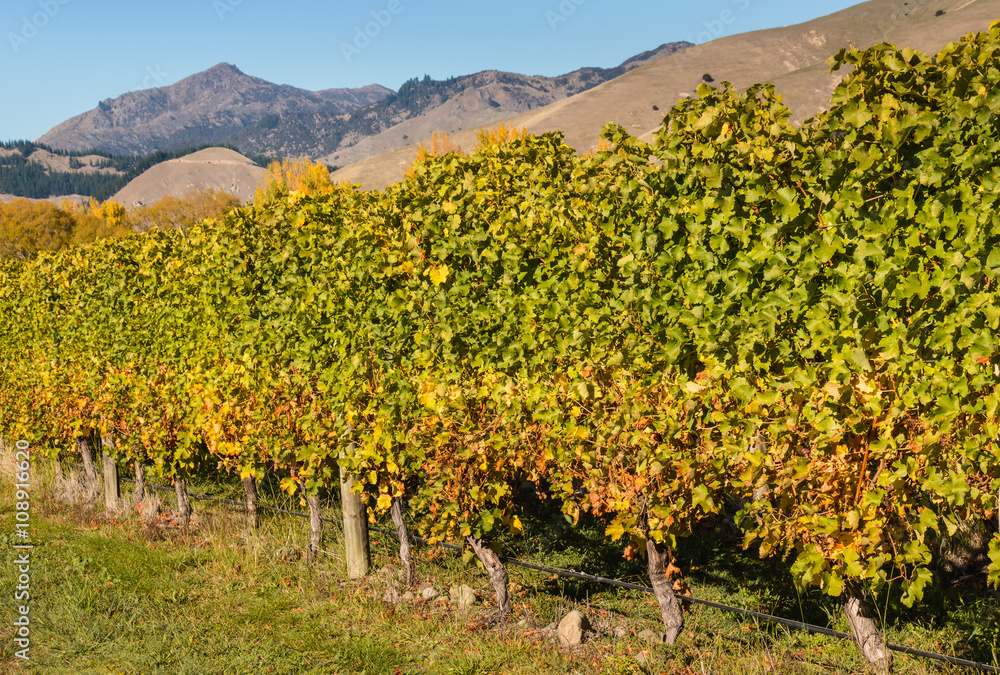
xmin=231 ymin=41 xmax=691 ymax=163
xmin=35 ymin=44 xmax=692 ymax=162
xmin=332 ymin=0 xmax=998 ymax=189
xmin=37 ymin=63 xmax=392 ymax=155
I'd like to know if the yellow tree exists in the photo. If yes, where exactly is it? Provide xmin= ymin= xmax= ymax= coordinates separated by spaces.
xmin=473 ymin=122 xmax=527 ymax=151
xmin=129 ymin=189 xmax=240 ymax=232
xmin=69 ymin=199 xmax=131 ymax=245
xmin=405 ymin=130 xmax=464 ymax=179
xmin=0 ymin=199 xmax=75 ymax=260
xmin=252 ymin=156 xmax=335 ymax=204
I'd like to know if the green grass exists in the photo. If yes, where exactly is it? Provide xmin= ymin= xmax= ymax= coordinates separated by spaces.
xmin=0 ymin=460 xmax=998 ymax=674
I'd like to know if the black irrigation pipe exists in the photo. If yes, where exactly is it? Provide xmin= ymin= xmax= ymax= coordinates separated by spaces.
xmin=112 ymin=474 xmax=998 ymax=673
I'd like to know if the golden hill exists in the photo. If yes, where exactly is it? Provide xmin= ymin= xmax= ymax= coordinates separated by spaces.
xmin=333 ymin=0 xmax=998 ymax=190
xmin=113 ymin=147 xmax=266 ymax=207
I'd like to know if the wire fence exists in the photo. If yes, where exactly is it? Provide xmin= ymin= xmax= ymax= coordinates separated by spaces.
xmin=115 ymin=474 xmax=1000 ymax=673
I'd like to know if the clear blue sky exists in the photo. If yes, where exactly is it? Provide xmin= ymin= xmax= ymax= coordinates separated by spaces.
xmin=0 ymin=0 xmax=866 ymax=143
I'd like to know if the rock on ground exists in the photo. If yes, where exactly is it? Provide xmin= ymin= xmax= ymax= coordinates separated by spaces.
xmin=638 ymin=628 xmax=664 ymax=644
xmin=557 ymin=610 xmax=590 ymax=647
xmin=450 ymin=584 xmax=477 ymax=609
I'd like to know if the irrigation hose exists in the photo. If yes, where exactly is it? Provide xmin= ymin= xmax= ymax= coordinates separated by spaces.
xmin=105 ymin=473 xmax=1000 ymax=672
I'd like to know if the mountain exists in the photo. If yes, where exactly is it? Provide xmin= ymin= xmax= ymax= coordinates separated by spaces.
xmin=112 ymin=147 xmax=265 ymax=207
xmin=227 ymin=42 xmax=692 ymax=163
xmin=37 ymin=63 xmax=392 ymax=155
xmin=332 ymin=0 xmax=999 ymax=190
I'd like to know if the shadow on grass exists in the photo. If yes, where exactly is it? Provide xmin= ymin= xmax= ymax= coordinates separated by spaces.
xmin=493 ymin=496 xmax=1000 ymax=666
xmin=99 ymin=459 xmax=1000 ymax=667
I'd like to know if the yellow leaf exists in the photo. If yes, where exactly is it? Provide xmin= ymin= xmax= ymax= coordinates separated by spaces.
xmin=511 ymin=515 xmax=523 ymax=534
xmin=280 ymin=476 xmax=298 ymax=495
xmin=376 ymin=494 xmax=392 ymax=511
xmin=605 ymin=522 xmax=626 ymax=541
xmin=428 ymin=265 xmax=450 ymax=286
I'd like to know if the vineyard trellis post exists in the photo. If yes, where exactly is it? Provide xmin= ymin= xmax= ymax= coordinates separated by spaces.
xmin=340 ymin=443 xmax=370 ymax=578
xmin=100 ymin=433 xmax=119 ymax=512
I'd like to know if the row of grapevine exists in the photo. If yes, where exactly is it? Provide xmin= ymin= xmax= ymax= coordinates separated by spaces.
xmin=4 ymin=24 xmax=1000 ymax=670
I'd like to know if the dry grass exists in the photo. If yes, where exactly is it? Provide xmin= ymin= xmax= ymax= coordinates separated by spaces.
xmin=0 ymin=440 xmax=997 ymax=673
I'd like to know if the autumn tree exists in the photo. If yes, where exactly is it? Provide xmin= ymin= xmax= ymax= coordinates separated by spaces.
xmin=252 ymin=156 xmax=336 ymax=204
xmin=405 ymin=129 xmax=463 ymax=179
xmin=68 ymin=198 xmax=131 ymax=245
xmin=0 ymin=199 xmax=75 ymax=260
xmin=473 ymin=123 xmax=527 ymax=151
xmin=128 ymin=189 xmax=240 ymax=233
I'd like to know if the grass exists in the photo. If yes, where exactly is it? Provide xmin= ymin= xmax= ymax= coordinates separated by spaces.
xmin=0 ymin=454 xmax=998 ymax=674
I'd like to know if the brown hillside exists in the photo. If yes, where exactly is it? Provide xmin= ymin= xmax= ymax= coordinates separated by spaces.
xmin=0 ymin=194 xmax=90 ymax=207
xmin=23 ymin=149 xmax=120 ymax=175
xmin=237 ymin=43 xmax=690 ymax=162
xmin=38 ymin=63 xmax=391 ymax=155
xmin=112 ymin=147 xmax=266 ymax=207
xmin=333 ymin=0 xmax=998 ymax=190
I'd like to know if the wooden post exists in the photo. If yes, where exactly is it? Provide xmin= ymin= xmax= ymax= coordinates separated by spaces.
xmin=76 ymin=436 xmax=100 ymax=501
xmin=390 ymin=496 xmax=416 ymax=586
xmin=843 ymin=579 xmax=892 ymax=673
xmin=242 ymin=475 xmax=260 ymax=531
xmin=298 ymin=475 xmax=323 ymax=562
xmin=647 ymin=538 xmax=684 ymax=644
xmin=339 ymin=448 xmax=370 ymax=578
xmin=100 ymin=434 xmax=120 ymax=512
xmin=174 ymin=477 xmax=191 ymax=527
xmin=134 ymin=460 xmax=146 ymax=505
xmin=467 ymin=536 xmax=510 ymax=622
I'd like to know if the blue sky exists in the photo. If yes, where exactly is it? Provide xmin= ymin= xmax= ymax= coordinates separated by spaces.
xmin=0 ymin=0 xmax=866 ymax=143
